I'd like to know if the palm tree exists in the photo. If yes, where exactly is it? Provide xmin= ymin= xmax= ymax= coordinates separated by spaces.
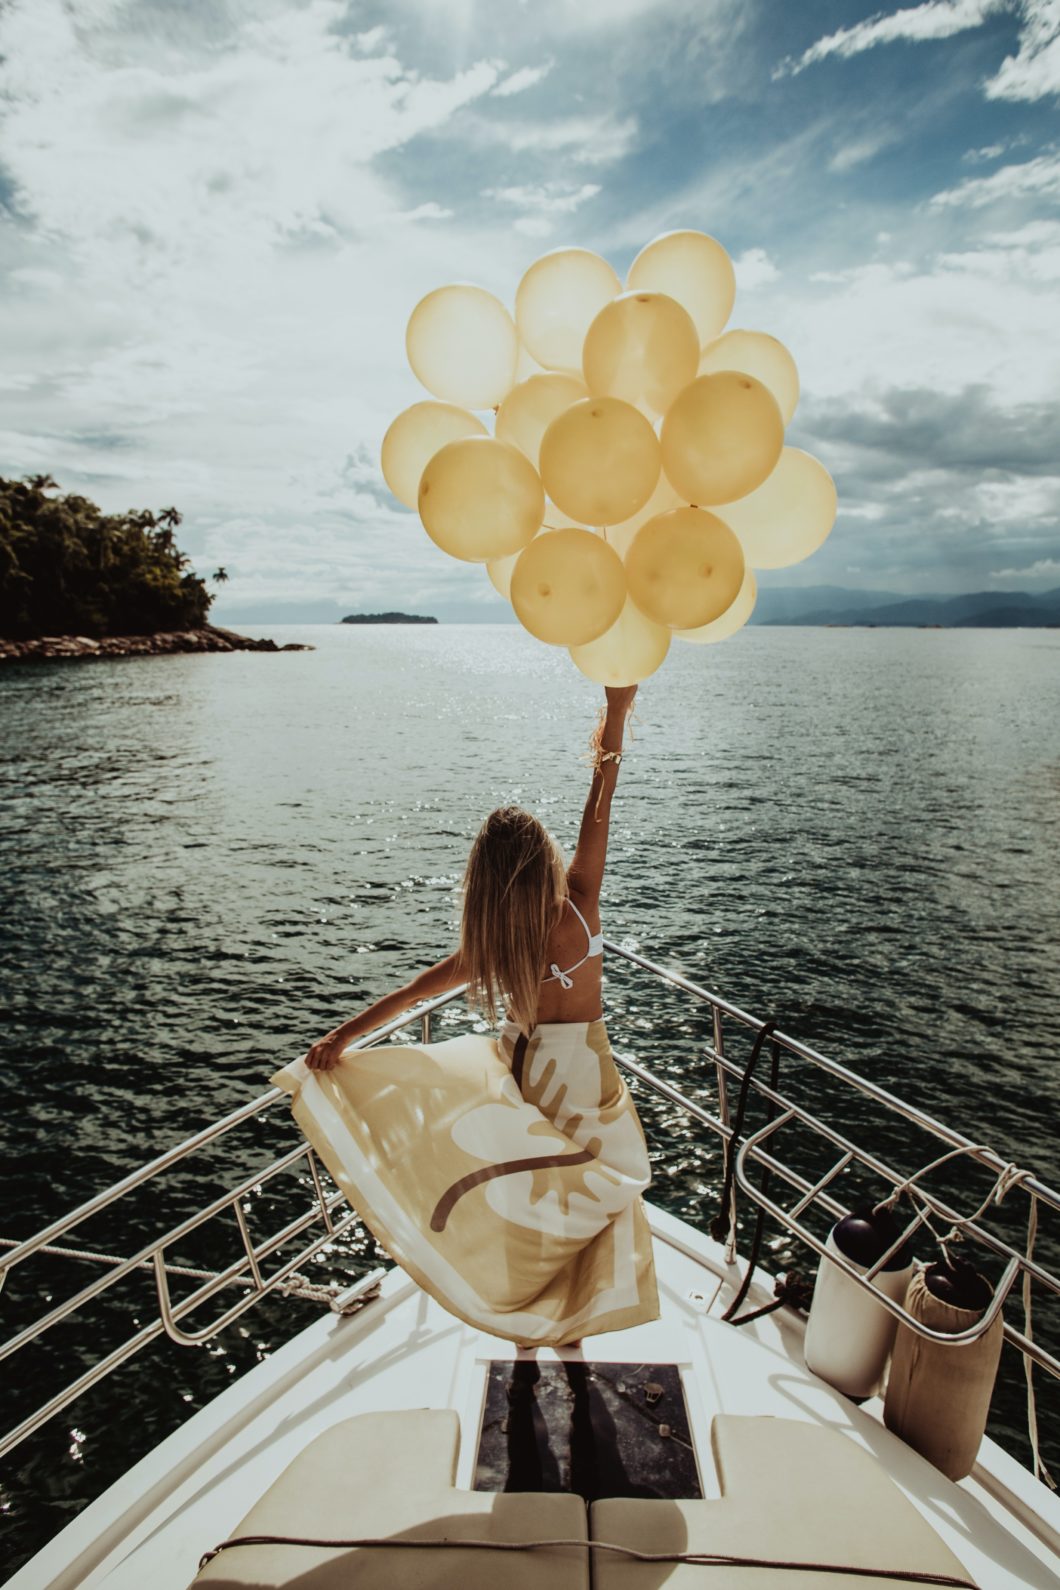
xmin=213 ymin=566 xmax=229 ymax=584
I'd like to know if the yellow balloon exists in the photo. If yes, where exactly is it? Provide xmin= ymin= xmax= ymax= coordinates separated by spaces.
xmin=627 ymin=230 xmax=736 ymax=346
xmin=699 ymin=330 xmax=800 ymax=425
xmin=419 ymin=437 xmax=543 ymax=562
xmin=514 ymin=342 xmax=547 ymax=381
xmin=487 ymin=551 xmax=518 ymax=600
xmin=496 ymin=374 xmax=588 ymax=465
xmin=570 ymin=596 xmax=670 ymax=686
xmin=606 ymin=474 xmax=681 ymax=560
xmin=544 ymin=500 xmax=587 ymax=529
xmin=516 ymin=249 xmax=621 ymax=373
xmin=510 ymin=528 xmax=626 ymax=646
xmin=539 ymin=397 xmax=660 ymax=527
xmin=583 ymin=291 xmax=699 ymax=416
xmin=717 ymin=448 xmax=838 ymax=569
xmin=662 ymin=372 xmax=784 ymax=506
xmin=626 ymin=506 xmax=745 ymax=630
xmin=381 ymin=401 xmax=487 ymax=510
xmin=487 ymin=532 xmax=540 ymax=600
xmin=675 ymin=569 xmax=757 ymax=644
xmin=406 ymin=284 xmax=517 ymax=409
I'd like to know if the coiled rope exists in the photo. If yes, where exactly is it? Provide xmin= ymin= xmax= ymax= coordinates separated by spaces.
xmin=874 ymin=1146 xmax=1055 ymax=1491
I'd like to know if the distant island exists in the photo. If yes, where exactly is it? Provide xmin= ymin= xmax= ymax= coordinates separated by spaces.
xmin=340 ymin=612 xmax=438 ymax=625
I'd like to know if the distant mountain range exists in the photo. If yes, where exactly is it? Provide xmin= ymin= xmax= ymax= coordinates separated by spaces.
xmin=750 ymin=586 xmax=1060 ymax=628
xmin=211 ymin=587 xmax=1059 ymax=630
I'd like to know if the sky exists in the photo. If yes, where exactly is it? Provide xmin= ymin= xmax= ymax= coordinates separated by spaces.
xmin=1 ymin=0 xmax=1058 ymax=623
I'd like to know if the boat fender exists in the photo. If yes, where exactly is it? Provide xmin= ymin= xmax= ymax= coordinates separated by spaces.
xmin=883 ymin=1256 xmax=1003 ymax=1481
xmin=803 ymin=1204 xmax=914 ymax=1401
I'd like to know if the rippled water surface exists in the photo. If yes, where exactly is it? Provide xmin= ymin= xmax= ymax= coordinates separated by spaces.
xmin=1 ymin=625 xmax=1058 ymax=1576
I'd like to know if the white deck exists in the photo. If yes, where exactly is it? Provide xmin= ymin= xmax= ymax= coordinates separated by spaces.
xmin=10 ymin=1204 xmax=1060 ymax=1590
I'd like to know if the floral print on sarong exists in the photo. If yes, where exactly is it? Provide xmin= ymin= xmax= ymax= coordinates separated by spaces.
xmin=270 ymin=1019 xmax=659 ymax=1346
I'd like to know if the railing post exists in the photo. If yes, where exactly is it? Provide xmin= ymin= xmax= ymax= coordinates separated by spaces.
xmin=712 ymin=1004 xmax=738 ymax=1264
xmin=421 ymin=1010 xmax=432 ymax=1042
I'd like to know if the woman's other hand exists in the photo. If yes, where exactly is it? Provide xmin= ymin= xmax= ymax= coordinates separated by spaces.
xmin=304 ymin=1032 xmax=346 ymax=1071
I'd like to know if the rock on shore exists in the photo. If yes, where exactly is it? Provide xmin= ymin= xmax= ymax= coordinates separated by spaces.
xmin=0 ymin=625 xmax=314 ymax=662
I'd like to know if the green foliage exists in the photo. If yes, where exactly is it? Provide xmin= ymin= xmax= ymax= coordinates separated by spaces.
xmin=0 ymin=476 xmax=213 ymax=639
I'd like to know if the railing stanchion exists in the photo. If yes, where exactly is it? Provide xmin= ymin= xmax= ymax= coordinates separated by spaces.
xmin=712 ymin=1005 xmax=738 ymax=1263
xmin=2 ymin=959 xmax=1058 ymax=1478
xmin=307 ymin=1150 xmax=335 ymax=1234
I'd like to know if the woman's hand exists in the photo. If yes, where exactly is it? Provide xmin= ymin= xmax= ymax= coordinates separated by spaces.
xmin=604 ymin=683 xmax=638 ymax=716
xmin=304 ymin=1031 xmax=346 ymax=1072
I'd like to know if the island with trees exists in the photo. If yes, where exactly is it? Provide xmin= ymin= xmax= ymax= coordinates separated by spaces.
xmin=0 ymin=476 xmax=309 ymax=661
xmin=340 ymin=612 xmax=438 ymax=625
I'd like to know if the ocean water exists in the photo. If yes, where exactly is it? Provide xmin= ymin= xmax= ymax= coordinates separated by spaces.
xmin=1 ymin=623 xmax=1058 ymax=1575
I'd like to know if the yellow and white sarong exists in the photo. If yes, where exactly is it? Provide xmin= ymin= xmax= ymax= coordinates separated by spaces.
xmin=270 ymin=1018 xmax=659 ymax=1347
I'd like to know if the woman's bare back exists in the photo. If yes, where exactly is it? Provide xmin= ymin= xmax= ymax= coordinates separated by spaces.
xmin=534 ymin=888 xmax=603 ymax=1024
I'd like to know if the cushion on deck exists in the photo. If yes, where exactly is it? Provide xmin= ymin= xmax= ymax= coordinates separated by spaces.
xmin=590 ymin=1415 xmax=975 ymax=1590
xmin=192 ymin=1408 xmax=588 ymax=1590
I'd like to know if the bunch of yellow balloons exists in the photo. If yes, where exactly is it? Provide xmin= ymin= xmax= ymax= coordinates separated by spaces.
xmin=381 ymin=231 xmax=837 ymax=686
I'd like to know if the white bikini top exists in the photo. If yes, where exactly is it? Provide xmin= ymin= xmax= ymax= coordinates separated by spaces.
xmin=541 ymin=897 xmax=604 ymax=990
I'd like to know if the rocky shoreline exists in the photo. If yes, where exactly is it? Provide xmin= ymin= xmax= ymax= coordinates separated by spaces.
xmin=0 ymin=625 xmax=314 ymax=663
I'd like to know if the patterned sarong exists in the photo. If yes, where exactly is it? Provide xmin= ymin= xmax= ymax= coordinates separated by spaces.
xmin=269 ymin=1018 xmax=659 ymax=1346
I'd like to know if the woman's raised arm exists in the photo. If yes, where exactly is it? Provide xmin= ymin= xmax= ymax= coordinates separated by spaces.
xmin=566 ymin=684 xmax=637 ymax=910
xmin=304 ymin=951 xmax=466 ymax=1070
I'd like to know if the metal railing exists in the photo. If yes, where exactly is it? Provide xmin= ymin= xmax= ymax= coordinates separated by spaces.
xmin=0 ymin=989 xmax=461 ymax=1462
xmin=1 ymin=943 xmax=1057 ymax=1469
xmin=604 ymin=943 xmax=1059 ymax=1374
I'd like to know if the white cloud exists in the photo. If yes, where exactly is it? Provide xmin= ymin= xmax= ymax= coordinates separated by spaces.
xmin=990 ymin=556 xmax=1060 ymax=578
xmin=481 ymin=112 xmax=639 ymax=165
xmin=930 ymin=149 xmax=1060 ymax=205
xmin=480 ymin=179 xmax=601 ymax=237
xmin=778 ymin=0 xmax=1060 ymax=104
xmin=973 ymin=475 xmax=1060 ymax=518
xmin=964 ymin=142 xmax=1010 ymax=161
xmin=396 ymin=202 xmax=455 ymax=221
xmin=829 ymin=132 xmax=898 ymax=172
xmin=733 ymin=248 xmax=779 ymax=289
xmin=491 ymin=62 xmax=553 ymax=96
xmin=482 ymin=182 xmax=601 ymax=213
xmin=937 ymin=228 xmax=1060 ymax=279
xmin=775 ymin=0 xmax=1008 ymax=78
xmin=753 ymin=240 xmax=1060 ymax=408
xmin=984 ymin=0 xmax=1060 ymax=99
xmin=0 ymin=0 xmax=537 ymax=607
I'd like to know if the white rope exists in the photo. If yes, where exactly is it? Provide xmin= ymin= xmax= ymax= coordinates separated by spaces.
xmin=875 ymin=1150 xmax=1055 ymax=1490
xmin=1021 ymin=1194 xmax=1056 ymax=1490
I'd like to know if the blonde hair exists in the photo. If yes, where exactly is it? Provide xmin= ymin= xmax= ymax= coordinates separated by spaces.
xmin=460 ymin=806 xmax=567 ymax=1034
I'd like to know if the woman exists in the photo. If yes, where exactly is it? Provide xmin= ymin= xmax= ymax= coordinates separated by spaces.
xmin=271 ymin=684 xmax=659 ymax=1348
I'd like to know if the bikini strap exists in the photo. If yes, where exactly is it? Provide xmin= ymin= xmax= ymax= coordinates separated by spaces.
xmin=567 ymin=896 xmax=604 ymax=956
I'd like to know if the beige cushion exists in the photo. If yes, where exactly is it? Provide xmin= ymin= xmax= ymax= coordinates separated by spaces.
xmin=590 ymin=1415 xmax=976 ymax=1589
xmin=192 ymin=1409 xmax=588 ymax=1590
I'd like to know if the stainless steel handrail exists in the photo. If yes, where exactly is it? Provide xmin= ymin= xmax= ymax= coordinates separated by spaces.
xmin=604 ymin=940 xmax=1059 ymax=1379
xmin=0 ymin=987 xmax=467 ymax=1460
xmin=1 ymin=945 xmax=1057 ymax=1473
xmin=605 ymin=939 xmax=1060 ymax=1214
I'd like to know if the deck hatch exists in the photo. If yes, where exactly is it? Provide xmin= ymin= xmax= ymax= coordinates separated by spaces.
xmin=474 ymin=1360 xmax=702 ymax=1501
